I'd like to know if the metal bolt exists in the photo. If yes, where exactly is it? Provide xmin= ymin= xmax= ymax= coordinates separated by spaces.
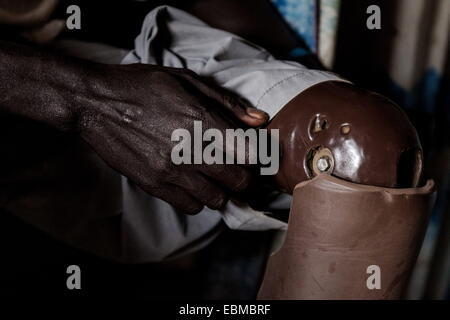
xmin=317 ymin=156 xmax=331 ymax=172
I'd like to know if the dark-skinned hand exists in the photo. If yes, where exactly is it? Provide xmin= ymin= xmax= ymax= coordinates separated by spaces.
xmin=78 ymin=64 xmax=269 ymax=214
xmin=1 ymin=40 xmax=268 ymax=214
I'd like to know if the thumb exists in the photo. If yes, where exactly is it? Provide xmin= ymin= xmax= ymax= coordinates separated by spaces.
xmin=222 ymin=94 xmax=270 ymax=127
xmin=183 ymin=70 xmax=269 ymax=127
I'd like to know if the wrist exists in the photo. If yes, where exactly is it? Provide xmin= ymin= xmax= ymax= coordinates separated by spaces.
xmin=0 ymin=40 xmax=113 ymax=133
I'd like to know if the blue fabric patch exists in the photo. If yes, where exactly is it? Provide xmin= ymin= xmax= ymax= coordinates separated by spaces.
xmin=271 ymin=0 xmax=317 ymax=53
xmin=288 ymin=47 xmax=312 ymax=58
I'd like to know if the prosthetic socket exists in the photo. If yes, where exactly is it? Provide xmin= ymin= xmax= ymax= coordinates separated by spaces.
xmin=258 ymin=81 xmax=437 ymax=299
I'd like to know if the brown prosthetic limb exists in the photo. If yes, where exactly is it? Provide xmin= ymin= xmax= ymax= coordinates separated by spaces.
xmin=258 ymin=81 xmax=436 ymax=299
xmin=268 ymin=81 xmax=424 ymax=193
xmin=258 ymin=175 xmax=436 ymax=299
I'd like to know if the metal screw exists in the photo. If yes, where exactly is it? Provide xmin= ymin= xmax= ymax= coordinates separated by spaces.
xmin=317 ymin=156 xmax=331 ymax=172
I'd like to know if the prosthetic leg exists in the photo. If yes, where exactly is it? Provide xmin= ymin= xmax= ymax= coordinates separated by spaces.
xmin=258 ymin=81 xmax=437 ymax=299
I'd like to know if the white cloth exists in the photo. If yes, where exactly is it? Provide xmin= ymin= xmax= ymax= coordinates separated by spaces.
xmin=123 ymin=5 xmax=344 ymax=119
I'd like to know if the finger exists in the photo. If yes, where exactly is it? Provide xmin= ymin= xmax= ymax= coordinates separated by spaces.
xmin=200 ymin=164 xmax=253 ymax=192
xmin=201 ymin=107 xmax=260 ymax=167
xmin=180 ymin=70 xmax=269 ymax=127
xmin=146 ymin=184 xmax=204 ymax=215
xmin=174 ymin=172 xmax=228 ymax=210
xmin=206 ymin=87 xmax=269 ymax=127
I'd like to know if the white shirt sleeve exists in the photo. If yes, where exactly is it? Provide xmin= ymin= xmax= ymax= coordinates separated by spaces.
xmin=122 ymin=5 xmax=346 ymax=118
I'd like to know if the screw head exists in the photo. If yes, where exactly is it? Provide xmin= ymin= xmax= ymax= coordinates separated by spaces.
xmin=317 ymin=156 xmax=331 ymax=172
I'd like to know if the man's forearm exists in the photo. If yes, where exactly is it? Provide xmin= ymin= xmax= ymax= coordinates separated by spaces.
xmin=0 ymin=40 xmax=104 ymax=131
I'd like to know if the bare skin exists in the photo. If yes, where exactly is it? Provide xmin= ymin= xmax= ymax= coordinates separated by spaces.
xmin=0 ymin=41 xmax=268 ymax=214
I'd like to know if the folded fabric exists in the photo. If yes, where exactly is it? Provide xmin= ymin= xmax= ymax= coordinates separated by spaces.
xmin=123 ymin=5 xmax=343 ymax=119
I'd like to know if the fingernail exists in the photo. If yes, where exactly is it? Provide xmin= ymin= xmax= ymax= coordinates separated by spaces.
xmin=246 ymin=107 xmax=269 ymax=120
